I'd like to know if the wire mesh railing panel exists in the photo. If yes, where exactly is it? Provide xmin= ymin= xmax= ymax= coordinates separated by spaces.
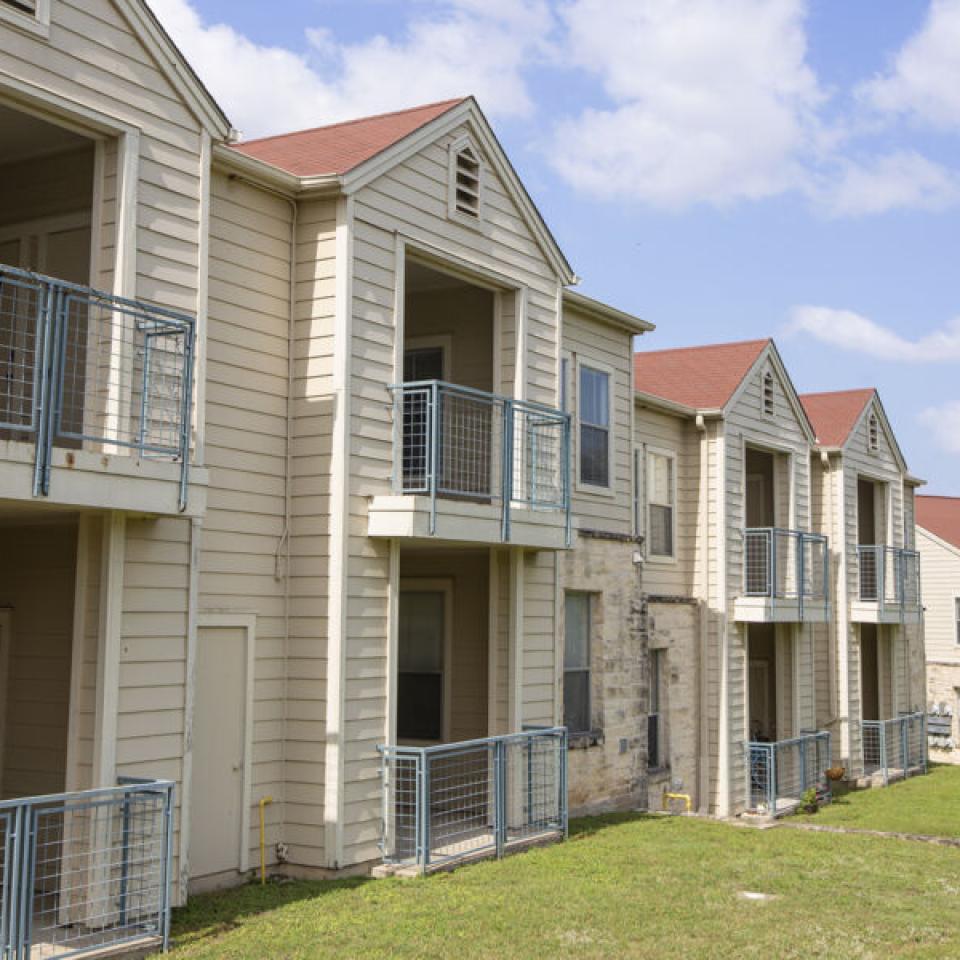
xmin=503 ymin=732 xmax=564 ymax=844
xmin=379 ymin=728 xmax=567 ymax=871
xmin=862 ymin=722 xmax=882 ymax=775
xmin=900 ymin=551 xmax=921 ymax=606
xmin=862 ymin=713 xmax=926 ymax=783
xmin=1 ymin=808 xmax=16 ymax=960
xmin=0 ymin=781 xmax=173 ymax=960
xmin=425 ymin=746 xmax=498 ymax=864
xmin=748 ymin=732 xmax=830 ymax=815
xmin=743 ymin=529 xmax=829 ymax=604
xmin=905 ymin=712 xmax=927 ymax=772
xmin=744 ymin=530 xmax=772 ymax=596
xmin=858 ymin=547 xmax=922 ymax=609
xmin=437 ymin=390 xmax=499 ymax=500
xmin=0 ymin=272 xmax=45 ymax=436
xmin=510 ymin=405 xmax=567 ymax=511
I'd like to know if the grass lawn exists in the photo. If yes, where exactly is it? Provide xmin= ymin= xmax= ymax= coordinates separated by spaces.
xmin=795 ymin=763 xmax=960 ymax=837
xmin=171 ymin=813 xmax=960 ymax=960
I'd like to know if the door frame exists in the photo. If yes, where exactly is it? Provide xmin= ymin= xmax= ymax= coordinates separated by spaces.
xmin=0 ymin=608 xmax=11 ymax=796
xmin=189 ymin=613 xmax=256 ymax=875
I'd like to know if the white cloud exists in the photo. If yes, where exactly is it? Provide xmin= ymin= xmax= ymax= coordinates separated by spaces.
xmin=150 ymin=0 xmax=553 ymax=138
xmin=787 ymin=305 xmax=960 ymax=362
xmin=815 ymin=150 xmax=960 ymax=217
xmin=547 ymin=0 xmax=824 ymax=208
xmin=859 ymin=0 xmax=960 ymax=130
xmin=919 ymin=401 xmax=960 ymax=455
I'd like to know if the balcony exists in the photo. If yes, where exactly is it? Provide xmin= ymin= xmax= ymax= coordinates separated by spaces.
xmin=747 ymin=731 xmax=832 ymax=816
xmin=862 ymin=712 xmax=927 ymax=785
xmin=852 ymin=546 xmax=922 ymax=624
xmin=377 ymin=728 xmax=568 ymax=874
xmin=367 ymin=381 xmax=571 ymax=549
xmin=0 ymin=264 xmax=201 ymax=515
xmin=734 ymin=528 xmax=830 ymax=623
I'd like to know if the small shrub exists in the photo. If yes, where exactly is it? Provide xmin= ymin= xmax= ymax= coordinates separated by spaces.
xmin=800 ymin=787 xmax=818 ymax=814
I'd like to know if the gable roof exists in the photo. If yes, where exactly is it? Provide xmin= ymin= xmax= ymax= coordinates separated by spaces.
xmin=229 ymin=99 xmax=466 ymax=177
xmin=917 ymin=495 xmax=960 ymax=552
xmin=633 ymin=339 xmax=769 ymax=412
xmin=799 ymin=389 xmax=875 ymax=448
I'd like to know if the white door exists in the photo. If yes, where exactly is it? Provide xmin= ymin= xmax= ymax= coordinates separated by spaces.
xmin=189 ymin=625 xmax=248 ymax=882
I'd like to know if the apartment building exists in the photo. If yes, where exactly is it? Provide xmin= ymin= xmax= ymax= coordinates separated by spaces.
xmin=916 ymin=495 xmax=960 ymax=762
xmin=0 ymin=4 xmax=655 ymax=954
xmin=801 ymin=390 xmax=926 ymax=786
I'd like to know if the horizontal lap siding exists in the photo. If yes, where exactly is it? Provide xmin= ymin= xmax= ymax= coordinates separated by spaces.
xmin=523 ymin=551 xmax=557 ymax=727
xmin=564 ymin=305 xmax=633 ymax=533
xmin=918 ymin=531 xmax=960 ymax=661
xmin=203 ymin=173 xmax=293 ymax=868
xmin=343 ymin=124 xmax=563 ymax=863
xmin=287 ymin=197 xmax=337 ymax=866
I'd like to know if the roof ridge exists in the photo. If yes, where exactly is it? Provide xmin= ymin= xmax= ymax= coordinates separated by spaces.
xmin=634 ymin=337 xmax=770 ymax=359
xmin=799 ymin=387 xmax=875 ymax=399
xmin=235 ymin=97 xmax=467 ymax=148
xmin=918 ymin=494 xmax=960 ymax=501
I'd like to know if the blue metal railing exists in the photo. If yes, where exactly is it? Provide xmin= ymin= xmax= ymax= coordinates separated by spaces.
xmin=378 ymin=728 xmax=568 ymax=872
xmin=390 ymin=380 xmax=571 ymax=545
xmin=862 ymin=711 xmax=927 ymax=785
xmin=857 ymin=546 xmax=922 ymax=619
xmin=748 ymin=731 xmax=831 ymax=815
xmin=743 ymin=528 xmax=830 ymax=619
xmin=0 ymin=263 xmax=195 ymax=510
xmin=0 ymin=780 xmax=174 ymax=959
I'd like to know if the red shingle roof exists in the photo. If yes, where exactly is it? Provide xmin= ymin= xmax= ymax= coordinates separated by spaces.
xmin=917 ymin=495 xmax=960 ymax=551
xmin=798 ymin=389 xmax=874 ymax=447
xmin=633 ymin=339 xmax=769 ymax=411
xmin=229 ymin=98 xmax=466 ymax=177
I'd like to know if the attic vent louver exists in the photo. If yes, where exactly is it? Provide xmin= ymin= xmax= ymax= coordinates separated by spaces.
xmin=869 ymin=413 xmax=879 ymax=451
xmin=453 ymin=144 xmax=481 ymax=218
xmin=2 ymin=0 xmax=36 ymax=12
xmin=762 ymin=371 xmax=775 ymax=417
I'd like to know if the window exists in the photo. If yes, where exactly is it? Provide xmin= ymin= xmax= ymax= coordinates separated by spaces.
xmin=955 ymin=597 xmax=960 ymax=646
xmin=578 ymin=364 xmax=610 ymax=488
xmin=868 ymin=414 xmax=879 ymax=452
xmin=560 ymin=356 xmax=570 ymax=414
xmin=397 ymin=590 xmax=446 ymax=741
xmin=563 ymin=592 xmax=592 ymax=734
xmin=648 ymin=649 xmax=667 ymax=769
xmin=762 ymin=371 xmax=775 ymax=417
xmin=450 ymin=141 xmax=482 ymax=219
xmin=647 ymin=451 xmax=676 ymax=558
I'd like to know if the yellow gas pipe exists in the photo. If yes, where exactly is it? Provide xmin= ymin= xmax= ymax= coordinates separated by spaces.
xmin=259 ymin=796 xmax=273 ymax=885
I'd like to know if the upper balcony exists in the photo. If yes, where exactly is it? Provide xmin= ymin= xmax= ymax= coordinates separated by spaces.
xmin=0 ymin=263 xmax=202 ymax=516
xmin=734 ymin=528 xmax=830 ymax=623
xmin=367 ymin=380 xmax=571 ymax=549
xmin=852 ymin=546 xmax=922 ymax=624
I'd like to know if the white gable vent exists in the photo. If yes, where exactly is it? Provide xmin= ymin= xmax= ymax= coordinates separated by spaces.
xmin=450 ymin=140 xmax=482 ymax=220
xmin=868 ymin=413 xmax=879 ymax=452
xmin=2 ymin=0 xmax=36 ymax=11
xmin=762 ymin=371 xmax=775 ymax=417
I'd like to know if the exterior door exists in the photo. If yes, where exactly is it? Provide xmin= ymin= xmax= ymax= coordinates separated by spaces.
xmin=189 ymin=625 xmax=248 ymax=884
xmin=397 ymin=590 xmax=447 ymax=742
xmin=860 ymin=625 xmax=880 ymax=721
xmin=402 ymin=347 xmax=444 ymax=490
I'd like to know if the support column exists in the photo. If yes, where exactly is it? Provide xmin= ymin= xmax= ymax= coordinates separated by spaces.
xmin=508 ymin=548 xmax=524 ymax=733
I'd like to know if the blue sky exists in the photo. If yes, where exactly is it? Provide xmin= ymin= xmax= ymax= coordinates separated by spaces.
xmin=154 ymin=0 xmax=960 ymax=492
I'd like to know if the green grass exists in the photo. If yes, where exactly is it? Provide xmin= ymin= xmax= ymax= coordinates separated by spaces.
xmin=795 ymin=763 xmax=960 ymax=837
xmin=171 ymin=813 xmax=960 ymax=960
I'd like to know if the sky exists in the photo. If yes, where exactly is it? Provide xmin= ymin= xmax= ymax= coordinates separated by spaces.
xmin=152 ymin=0 xmax=960 ymax=493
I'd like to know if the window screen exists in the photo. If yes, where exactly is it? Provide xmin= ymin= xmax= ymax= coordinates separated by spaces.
xmin=579 ymin=365 xmax=610 ymax=487
xmin=563 ymin=592 xmax=591 ymax=734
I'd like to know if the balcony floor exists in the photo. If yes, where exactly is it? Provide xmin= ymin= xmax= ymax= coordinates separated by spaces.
xmin=734 ymin=596 xmax=830 ymax=623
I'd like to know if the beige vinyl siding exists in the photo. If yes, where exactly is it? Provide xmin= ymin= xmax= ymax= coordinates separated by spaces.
xmin=634 ymin=404 xmax=699 ymax=596
xmin=0 ymin=523 xmax=77 ymax=799
xmin=563 ymin=304 xmax=633 ymax=532
xmin=340 ymin=123 xmax=565 ymax=863
xmin=918 ymin=528 xmax=960 ymax=662
xmin=522 ymin=551 xmax=558 ymax=727
xmin=202 ymin=172 xmax=294 ymax=868
xmin=285 ymin=196 xmax=338 ymax=866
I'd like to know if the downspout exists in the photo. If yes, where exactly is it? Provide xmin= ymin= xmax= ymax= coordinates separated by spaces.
xmin=695 ymin=415 xmax=710 ymax=813
xmin=822 ymin=450 xmax=838 ymax=728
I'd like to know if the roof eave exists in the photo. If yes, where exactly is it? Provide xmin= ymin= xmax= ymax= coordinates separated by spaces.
xmin=564 ymin=289 xmax=654 ymax=334
xmin=212 ymin=143 xmax=341 ymax=196
xmin=634 ymin=390 xmax=721 ymax=419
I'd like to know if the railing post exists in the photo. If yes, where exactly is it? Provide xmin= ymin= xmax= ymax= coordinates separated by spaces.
xmin=878 ymin=722 xmax=888 ymax=786
xmin=162 ymin=784 xmax=175 ymax=953
xmin=495 ymin=738 xmax=507 ymax=859
xmin=769 ymin=530 xmax=777 ymax=617
xmin=420 ymin=754 xmax=431 ymax=873
xmin=177 ymin=321 xmax=195 ymax=513
xmin=799 ymin=737 xmax=808 ymax=794
xmin=501 ymin=401 xmax=514 ymax=543
xmin=32 ymin=281 xmax=58 ymax=498
xmin=767 ymin=745 xmax=776 ymax=814
xmin=429 ymin=382 xmax=439 ymax=537
xmin=797 ymin=533 xmax=805 ymax=621
xmin=560 ymin=729 xmax=568 ymax=838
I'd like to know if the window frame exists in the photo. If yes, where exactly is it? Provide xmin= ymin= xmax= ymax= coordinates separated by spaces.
xmin=0 ymin=0 xmax=50 ymax=37
xmin=575 ymin=356 xmax=615 ymax=496
xmin=563 ymin=591 xmax=593 ymax=736
xmin=648 ymin=647 xmax=668 ymax=771
xmin=645 ymin=446 xmax=678 ymax=563
xmin=447 ymin=135 xmax=485 ymax=228
xmin=633 ymin=444 xmax=645 ymax=539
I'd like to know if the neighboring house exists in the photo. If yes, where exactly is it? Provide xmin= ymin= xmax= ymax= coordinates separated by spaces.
xmin=633 ymin=339 xmax=831 ymax=817
xmin=801 ymin=389 xmax=926 ymax=785
xmin=916 ymin=495 xmax=960 ymax=762
xmin=0 ymin=2 xmax=653 ymax=949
